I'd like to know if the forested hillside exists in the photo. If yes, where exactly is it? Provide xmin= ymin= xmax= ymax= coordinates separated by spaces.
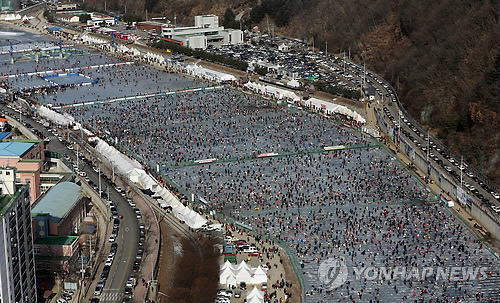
xmin=84 ymin=0 xmax=500 ymax=183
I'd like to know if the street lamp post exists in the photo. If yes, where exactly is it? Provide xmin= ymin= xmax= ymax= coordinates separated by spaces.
xmin=98 ymin=167 xmax=101 ymax=198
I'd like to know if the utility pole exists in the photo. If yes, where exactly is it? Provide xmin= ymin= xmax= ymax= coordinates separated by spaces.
xmin=426 ymin=130 xmax=430 ymax=162
xmin=312 ymin=36 xmax=314 ymax=52
xmin=362 ymin=63 xmax=366 ymax=87
xmin=89 ymin=234 xmax=92 ymax=264
xmin=398 ymin=106 xmax=401 ymax=144
xmin=98 ymin=167 xmax=101 ymax=198
xmin=76 ymin=145 xmax=79 ymax=171
xmin=343 ymin=50 xmax=346 ymax=73
xmin=325 ymin=40 xmax=328 ymax=55
xmin=266 ymin=15 xmax=270 ymax=36
xmin=9 ymin=40 xmax=14 ymax=65
xmin=80 ymin=253 xmax=84 ymax=281
xmin=460 ymin=156 xmax=463 ymax=187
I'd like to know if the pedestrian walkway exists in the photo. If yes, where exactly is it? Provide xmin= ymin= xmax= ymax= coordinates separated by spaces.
xmin=99 ymin=290 xmax=123 ymax=302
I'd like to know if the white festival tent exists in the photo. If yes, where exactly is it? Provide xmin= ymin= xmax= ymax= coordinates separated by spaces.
xmin=80 ymin=35 xmax=107 ymax=45
xmin=219 ymin=261 xmax=268 ymax=286
xmin=219 ymin=267 xmax=235 ymax=284
xmin=307 ymin=97 xmax=366 ymax=124
xmin=221 ymin=260 xmax=235 ymax=271
xmin=234 ymin=267 xmax=252 ymax=283
xmin=235 ymin=260 xmax=251 ymax=271
xmin=247 ymin=287 xmax=265 ymax=300
xmin=38 ymin=105 xmax=74 ymax=125
xmin=225 ymin=274 xmax=237 ymax=288
xmin=36 ymin=105 xmax=207 ymax=229
xmin=185 ymin=64 xmax=236 ymax=82
xmin=244 ymin=82 xmax=300 ymax=102
xmin=247 ymin=287 xmax=265 ymax=303
xmin=248 ymin=297 xmax=264 ymax=303
xmin=287 ymin=79 xmax=300 ymax=88
xmin=252 ymin=266 xmax=268 ymax=284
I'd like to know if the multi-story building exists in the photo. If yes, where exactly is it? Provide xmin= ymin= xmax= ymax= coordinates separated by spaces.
xmin=0 ymin=140 xmax=45 ymax=204
xmin=0 ymin=0 xmax=19 ymax=11
xmin=161 ymin=15 xmax=243 ymax=49
xmin=32 ymin=182 xmax=86 ymax=274
xmin=0 ymin=167 xmax=37 ymax=303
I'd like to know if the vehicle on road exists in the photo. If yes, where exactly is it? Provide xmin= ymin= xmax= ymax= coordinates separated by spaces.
xmin=94 ymin=285 xmax=103 ymax=297
xmin=126 ymin=275 xmax=135 ymax=287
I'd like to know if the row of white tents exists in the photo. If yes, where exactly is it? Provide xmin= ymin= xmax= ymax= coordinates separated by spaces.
xmin=143 ymin=51 xmax=165 ymax=62
xmin=0 ymin=14 xmax=22 ymax=21
xmin=244 ymin=81 xmax=301 ymax=101
xmin=37 ymin=105 xmax=206 ymax=229
xmin=307 ymin=97 xmax=366 ymax=123
xmin=243 ymin=82 xmax=366 ymax=123
xmin=80 ymin=34 xmax=108 ymax=45
xmin=38 ymin=105 xmax=74 ymax=125
xmin=156 ymin=197 xmax=207 ymax=229
xmin=220 ymin=260 xmax=268 ymax=287
xmin=95 ymin=139 xmax=207 ymax=229
xmin=115 ymin=44 xmax=141 ymax=56
xmin=185 ymin=64 xmax=236 ymax=83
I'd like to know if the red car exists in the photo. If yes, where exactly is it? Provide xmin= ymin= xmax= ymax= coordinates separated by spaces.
xmin=248 ymin=252 xmax=260 ymax=257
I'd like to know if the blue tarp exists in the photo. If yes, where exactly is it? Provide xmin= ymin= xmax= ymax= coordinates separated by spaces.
xmin=0 ymin=132 xmax=10 ymax=141
xmin=47 ymin=26 xmax=62 ymax=32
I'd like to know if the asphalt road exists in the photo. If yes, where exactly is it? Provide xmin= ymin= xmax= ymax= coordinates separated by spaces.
xmin=323 ymin=58 xmax=500 ymax=211
xmin=0 ymin=103 xmax=139 ymax=303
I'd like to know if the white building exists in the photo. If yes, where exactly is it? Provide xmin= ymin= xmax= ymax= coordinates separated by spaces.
xmin=0 ymin=167 xmax=37 ymax=303
xmin=87 ymin=13 xmax=117 ymax=27
xmin=56 ymin=13 xmax=80 ymax=23
xmin=161 ymin=15 xmax=243 ymax=49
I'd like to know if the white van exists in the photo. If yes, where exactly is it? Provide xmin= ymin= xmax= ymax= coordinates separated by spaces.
xmin=242 ymin=246 xmax=258 ymax=253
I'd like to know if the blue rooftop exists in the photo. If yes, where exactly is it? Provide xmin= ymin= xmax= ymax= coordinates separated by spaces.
xmin=0 ymin=132 xmax=10 ymax=141
xmin=0 ymin=142 xmax=34 ymax=157
xmin=47 ymin=26 xmax=62 ymax=32
xmin=32 ymin=182 xmax=82 ymax=223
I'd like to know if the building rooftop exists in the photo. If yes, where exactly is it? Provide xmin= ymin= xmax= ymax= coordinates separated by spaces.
xmin=0 ymin=141 xmax=34 ymax=157
xmin=138 ymin=21 xmax=170 ymax=26
xmin=4 ymin=138 xmax=41 ymax=143
xmin=34 ymin=236 xmax=78 ymax=246
xmin=0 ymin=132 xmax=10 ymax=141
xmin=32 ymin=182 xmax=82 ymax=223
xmin=0 ymin=185 xmax=24 ymax=216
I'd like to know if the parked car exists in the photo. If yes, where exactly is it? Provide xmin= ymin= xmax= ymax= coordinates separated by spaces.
xmin=94 ymin=286 xmax=103 ymax=297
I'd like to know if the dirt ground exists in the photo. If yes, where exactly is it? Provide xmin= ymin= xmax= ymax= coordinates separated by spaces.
xmin=156 ymin=220 xmax=175 ymax=298
xmin=281 ymin=250 xmax=302 ymax=303
xmin=156 ymin=221 xmax=219 ymax=303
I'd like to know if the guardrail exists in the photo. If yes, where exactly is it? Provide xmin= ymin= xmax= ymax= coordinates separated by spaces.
xmin=160 ymin=143 xmax=378 ymax=169
xmin=350 ymin=60 xmax=498 ymax=192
